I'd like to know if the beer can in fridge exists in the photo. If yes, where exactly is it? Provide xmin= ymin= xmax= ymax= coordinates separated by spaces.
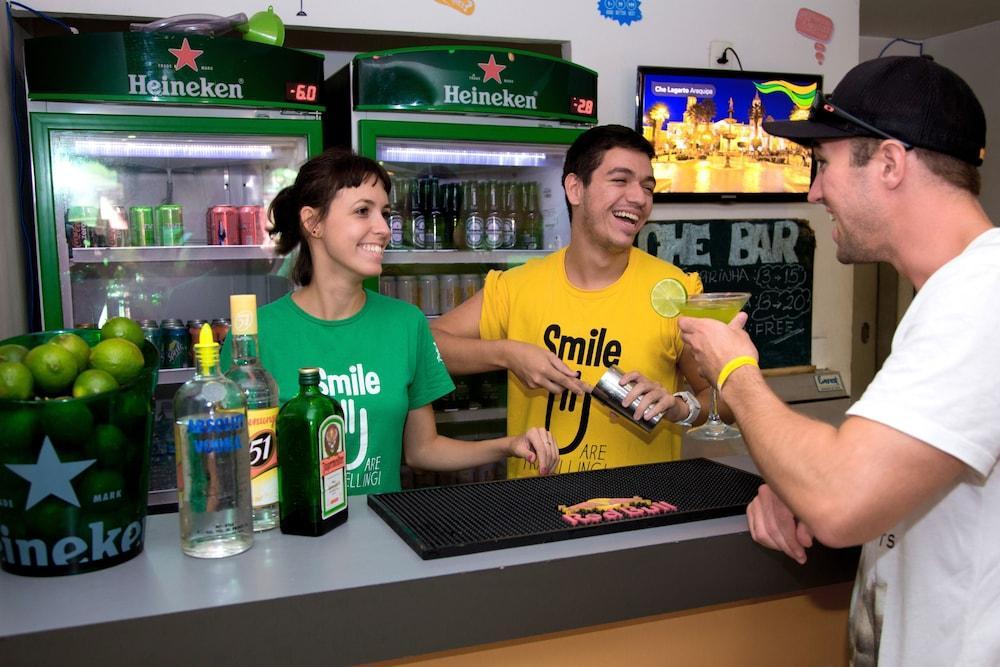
xmin=156 ymin=204 xmax=184 ymax=246
xmin=439 ymin=274 xmax=460 ymax=313
xmin=237 ymin=205 xmax=264 ymax=245
xmin=459 ymin=273 xmax=483 ymax=303
xmin=186 ymin=319 xmax=208 ymax=366
xmin=591 ymin=365 xmax=663 ymax=432
xmin=396 ymin=275 xmax=417 ymax=306
xmin=129 ymin=206 xmax=155 ymax=246
xmin=160 ymin=319 xmax=190 ymax=369
xmin=211 ymin=318 xmax=231 ymax=345
xmin=107 ymin=205 xmax=130 ymax=247
xmin=417 ymin=275 xmax=440 ymax=316
xmin=206 ymin=205 xmax=239 ymax=246
xmin=66 ymin=206 xmax=98 ymax=249
xmin=138 ymin=319 xmax=162 ymax=357
xmin=379 ymin=276 xmax=397 ymax=298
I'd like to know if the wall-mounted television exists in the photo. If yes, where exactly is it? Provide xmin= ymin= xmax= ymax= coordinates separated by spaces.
xmin=635 ymin=66 xmax=822 ymax=202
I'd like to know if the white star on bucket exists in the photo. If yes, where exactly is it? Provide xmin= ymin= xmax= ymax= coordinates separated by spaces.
xmin=5 ymin=438 xmax=96 ymax=510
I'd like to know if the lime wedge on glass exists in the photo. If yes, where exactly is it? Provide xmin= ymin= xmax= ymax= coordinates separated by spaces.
xmin=650 ymin=278 xmax=687 ymax=318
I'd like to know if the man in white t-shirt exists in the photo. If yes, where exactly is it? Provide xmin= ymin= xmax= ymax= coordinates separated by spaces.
xmin=679 ymin=56 xmax=997 ymax=665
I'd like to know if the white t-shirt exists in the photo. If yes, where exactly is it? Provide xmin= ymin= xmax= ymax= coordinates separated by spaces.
xmin=845 ymin=227 xmax=1000 ymax=666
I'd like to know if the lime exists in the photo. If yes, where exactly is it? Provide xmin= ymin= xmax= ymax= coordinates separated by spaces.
xmin=86 ymin=423 xmax=127 ymax=468
xmin=100 ymin=317 xmax=146 ymax=348
xmin=41 ymin=398 xmax=94 ymax=450
xmin=0 ymin=406 xmax=38 ymax=455
xmin=25 ymin=498 xmax=82 ymax=542
xmin=90 ymin=338 xmax=145 ymax=385
xmin=0 ymin=343 xmax=29 ymax=363
xmin=24 ymin=342 xmax=79 ymax=395
xmin=0 ymin=361 xmax=34 ymax=400
xmin=51 ymin=332 xmax=91 ymax=373
xmin=650 ymin=278 xmax=687 ymax=318
xmin=73 ymin=368 xmax=120 ymax=398
xmin=80 ymin=468 xmax=125 ymax=510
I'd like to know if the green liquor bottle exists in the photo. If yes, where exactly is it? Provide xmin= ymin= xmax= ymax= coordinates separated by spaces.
xmin=276 ymin=367 xmax=349 ymax=536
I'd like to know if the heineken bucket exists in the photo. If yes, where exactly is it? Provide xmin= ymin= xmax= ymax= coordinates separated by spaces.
xmin=0 ymin=329 xmax=158 ymax=576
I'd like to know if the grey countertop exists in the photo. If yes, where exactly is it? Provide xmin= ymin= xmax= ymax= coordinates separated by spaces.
xmin=0 ymin=455 xmax=859 ymax=665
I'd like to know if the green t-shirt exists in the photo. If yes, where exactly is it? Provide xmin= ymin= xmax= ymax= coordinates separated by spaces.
xmin=222 ymin=291 xmax=454 ymax=495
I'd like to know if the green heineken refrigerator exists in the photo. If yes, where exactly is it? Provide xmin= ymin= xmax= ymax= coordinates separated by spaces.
xmin=325 ymin=46 xmax=597 ymax=481
xmin=23 ymin=32 xmax=324 ymax=505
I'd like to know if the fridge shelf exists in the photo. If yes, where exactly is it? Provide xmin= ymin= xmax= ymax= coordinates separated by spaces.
xmin=158 ymin=367 xmax=195 ymax=385
xmin=383 ymin=249 xmax=548 ymax=265
xmin=69 ymin=245 xmax=279 ymax=264
xmin=435 ymin=407 xmax=506 ymax=424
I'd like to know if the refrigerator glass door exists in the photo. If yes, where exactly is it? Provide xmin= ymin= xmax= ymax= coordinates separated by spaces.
xmin=47 ymin=128 xmax=308 ymax=329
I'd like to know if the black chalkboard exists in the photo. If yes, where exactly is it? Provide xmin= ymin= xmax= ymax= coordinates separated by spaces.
xmin=640 ymin=219 xmax=815 ymax=369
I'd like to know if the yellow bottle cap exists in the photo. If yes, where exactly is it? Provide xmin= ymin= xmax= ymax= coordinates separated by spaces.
xmin=230 ymin=294 xmax=258 ymax=335
xmin=194 ymin=322 xmax=219 ymax=374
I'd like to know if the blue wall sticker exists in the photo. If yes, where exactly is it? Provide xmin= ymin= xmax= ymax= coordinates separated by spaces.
xmin=598 ymin=0 xmax=642 ymax=26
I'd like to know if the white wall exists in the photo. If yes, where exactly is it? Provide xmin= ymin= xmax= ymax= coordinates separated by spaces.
xmin=7 ymin=1 xmax=860 ymax=384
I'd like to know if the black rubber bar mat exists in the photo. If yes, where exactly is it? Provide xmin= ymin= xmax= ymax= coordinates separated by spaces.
xmin=368 ymin=458 xmax=763 ymax=559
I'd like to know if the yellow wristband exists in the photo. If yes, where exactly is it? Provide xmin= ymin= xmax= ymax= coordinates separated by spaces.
xmin=717 ymin=356 xmax=759 ymax=391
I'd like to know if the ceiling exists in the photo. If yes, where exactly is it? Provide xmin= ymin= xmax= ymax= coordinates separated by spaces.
xmin=861 ymin=0 xmax=1000 ymax=38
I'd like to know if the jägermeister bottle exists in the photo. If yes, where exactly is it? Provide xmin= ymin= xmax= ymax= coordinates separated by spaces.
xmin=387 ymin=179 xmax=406 ymax=249
xmin=173 ymin=324 xmax=253 ymax=558
xmin=225 ymin=294 xmax=280 ymax=532
xmin=276 ymin=368 xmax=348 ymax=536
xmin=484 ymin=181 xmax=503 ymax=250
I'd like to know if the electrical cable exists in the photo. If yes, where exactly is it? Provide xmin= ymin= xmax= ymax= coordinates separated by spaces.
xmin=716 ymin=47 xmax=744 ymax=71
xmin=5 ymin=1 xmax=76 ymax=329
xmin=878 ymin=37 xmax=923 ymax=58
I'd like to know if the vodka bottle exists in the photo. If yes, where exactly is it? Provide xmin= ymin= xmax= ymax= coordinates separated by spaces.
xmin=173 ymin=323 xmax=253 ymax=558
xmin=225 ymin=294 xmax=280 ymax=532
xmin=276 ymin=367 xmax=349 ymax=536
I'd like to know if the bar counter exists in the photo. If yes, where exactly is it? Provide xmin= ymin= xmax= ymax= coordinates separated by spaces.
xmin=0 ymin=456 xmax=859 ymax=665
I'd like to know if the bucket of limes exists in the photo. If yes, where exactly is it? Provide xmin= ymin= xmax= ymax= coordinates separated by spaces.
xmin=0 ymin=317 xmax=159 ymax=576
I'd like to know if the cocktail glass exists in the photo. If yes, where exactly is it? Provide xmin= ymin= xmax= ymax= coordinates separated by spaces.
xmin=678 ymin=292 xmax=751 ymax=441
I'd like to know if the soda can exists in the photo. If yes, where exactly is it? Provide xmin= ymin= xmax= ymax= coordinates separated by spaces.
xmin=206 ymin=205 xmax=239 ymax=246
xmin=66 ymin=206 xmax=98 ymax=249
xmin=160 ymin=319 xmax=190 ymax=369
xmin=459 ymin=273 xmax=483 ymax=303
xmin=396 ymin=275 xmax=417 ymax=305
xmin=156 ymin=204 xmax=184 ymax=246
xmin=379 ymin=276 xmax=397 ymax=298
xmin=439 ymin=274 xmax=460 ymax=313
xmin=211 ymin=317 xmax=231 ymax=345
xmin=186 ymin=319 xmax=208 ymax=366
xmin=417 ymin=275 xmax=440 ymax=316
xmin=107 ymin=205 xmax=130 ymax=247
xmin=138 ymin=319 xmax=163 ymax=358
xmin=591 ymin=365 xmax=663 ymax=432
xmin=129 ymin=206 xmax=155 ymax=246
xmin=237 ymin=205 xmax=264 ymax=245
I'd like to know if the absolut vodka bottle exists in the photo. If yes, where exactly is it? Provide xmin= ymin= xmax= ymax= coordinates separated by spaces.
xmin=173 ymin=323 xmax=253 ymax=558
xmin=225 ymin=294 xmax=280 ymax=532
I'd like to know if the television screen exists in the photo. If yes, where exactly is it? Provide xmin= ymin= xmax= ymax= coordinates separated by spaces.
xmin=636 ymin=66 xmax=823 ymax=202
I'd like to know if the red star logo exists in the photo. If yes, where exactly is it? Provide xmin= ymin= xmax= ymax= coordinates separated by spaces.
xmin=478 ymin=54 xmax=507 ymax=84
xmin=168 ymin=38 xmax=204 ymax=72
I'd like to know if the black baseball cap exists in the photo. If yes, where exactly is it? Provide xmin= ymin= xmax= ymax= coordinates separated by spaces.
xmin=764 ymin=56 xmax=987 ymax=166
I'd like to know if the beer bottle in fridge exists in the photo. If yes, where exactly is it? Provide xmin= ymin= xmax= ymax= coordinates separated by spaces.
xmin=405 ymin=178 xmax=426 ymax=249
xmin=387 ymin=179 xmax=406 ymax=249
xmin=484 ymin=181 xmax=503 ymax=250
xmin=461 ymin=181 xmax=484 ymax=250
xmin=425 ymin=178 xmax=445 ymax=249
xmin=501 ymin=181 xmax=518 ymax=249
xmin=276 ymin=367 xmax=348 ymax=536
xmin=444 ymin=182 xmax=461 ymax=251
xmin=518 ymin=181 xmax=542 ymax=249
xmin=225 ymin=294 xmax=280 ymax=532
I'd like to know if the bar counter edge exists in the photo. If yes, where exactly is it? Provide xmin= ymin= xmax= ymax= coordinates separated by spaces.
xmin=0 ymin=455 xmax=860 ymax=665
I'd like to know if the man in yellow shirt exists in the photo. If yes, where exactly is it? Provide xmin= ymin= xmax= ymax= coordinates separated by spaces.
xmin=431 ymin=124 xmax=715 ymax=477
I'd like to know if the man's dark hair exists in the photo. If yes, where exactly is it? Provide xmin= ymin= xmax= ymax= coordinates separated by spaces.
xmin=849 ymin=138 xmax=981 ymax=195
xmin=562 ymin=124 xmax=654 ymax=218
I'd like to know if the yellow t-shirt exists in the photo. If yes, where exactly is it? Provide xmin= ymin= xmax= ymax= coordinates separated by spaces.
xmin=480 ymin=247 xmax=703 ymax=478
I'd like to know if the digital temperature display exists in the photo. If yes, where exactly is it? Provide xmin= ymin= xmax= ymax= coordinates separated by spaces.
xmin=286 ymin=82 xmax=319 ymax=103
xmin=570 ymin=96 xmax=596 ymax=117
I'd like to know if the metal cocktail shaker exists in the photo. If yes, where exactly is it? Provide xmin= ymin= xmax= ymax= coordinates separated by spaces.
xmin=591 ymin=365 xmax=663 ymax=432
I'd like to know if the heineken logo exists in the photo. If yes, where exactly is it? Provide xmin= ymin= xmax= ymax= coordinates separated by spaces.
xmin=126 ymin=38 xmax=245 ymax=100
xmin=478 ymin=54 xmax=506 ymax=84
xmin=443 ymin=85 xmax=537 ymax=110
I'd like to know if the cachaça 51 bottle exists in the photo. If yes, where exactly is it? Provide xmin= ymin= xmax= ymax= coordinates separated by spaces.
xmin=276 ymin=368 xmax=348 ymax=536
xmin=173 ymin=323 xmax=253 ymax=558
xmin=225 ymin=294 xmax=280 ymax=532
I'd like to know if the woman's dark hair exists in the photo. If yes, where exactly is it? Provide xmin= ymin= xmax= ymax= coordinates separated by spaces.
xmin=269 ymin=148 xmax=391 ymax=286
